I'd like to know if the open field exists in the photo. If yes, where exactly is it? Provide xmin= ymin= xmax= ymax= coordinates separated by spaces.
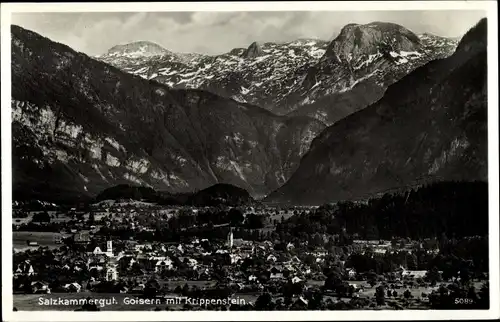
xmin=13 ymin=211 xmax=73 ymax=226
xmin=13 ymin=231 xmax=69 ymax=252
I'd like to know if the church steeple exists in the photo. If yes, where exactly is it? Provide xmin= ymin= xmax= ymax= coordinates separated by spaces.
xmin=106 ymin=239 xmax=113 ymax=257
xmin=227 ymin=227 xmax=234 ymax=249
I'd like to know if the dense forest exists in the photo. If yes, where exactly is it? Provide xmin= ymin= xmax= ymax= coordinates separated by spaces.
xmin=279 ymin=181 xmax=488 ymax=240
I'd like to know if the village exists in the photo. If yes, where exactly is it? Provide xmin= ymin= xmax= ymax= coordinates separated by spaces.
xmin=12 ymin=200 xmax=488 ymax=311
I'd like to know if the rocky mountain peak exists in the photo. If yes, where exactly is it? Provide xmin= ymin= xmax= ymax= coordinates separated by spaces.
xmin=104 ymin=41 xmax=169 ymax=58
xmin=241 ymin=41 xmax=264 ymax=58
xmin=326 ymin=21 xmax=422 ymax=62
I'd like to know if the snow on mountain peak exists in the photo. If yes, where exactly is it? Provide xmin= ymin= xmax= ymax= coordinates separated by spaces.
xmin=97 ymin=23 xmax=457 ymax=120
xmin=104 ymin=41 xmax=170 ymax=58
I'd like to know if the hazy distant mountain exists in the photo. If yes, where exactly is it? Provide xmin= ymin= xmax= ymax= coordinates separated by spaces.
xmin=97 ymin=22 xmax=457 ymax=124
xmin=266 ymin=18 xmax=487 ymax=205
xmin=103 ymin=41 xmax=172 ymax=58
xmin=11 ymin=25 xmax=325 ymax=203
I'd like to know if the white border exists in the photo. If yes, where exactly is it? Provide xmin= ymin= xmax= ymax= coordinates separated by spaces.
xmin=1 ymin=1 xmax=498 ymax=321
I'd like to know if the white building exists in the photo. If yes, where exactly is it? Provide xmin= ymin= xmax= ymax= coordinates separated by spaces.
xmin=155 ymin=258 xmax=174 ymax=272
xmin=230 ymin=254 xmax=242 ymax=265
xmin=347 ymin=268 xmax=357 ymax=278
xmin=227 ymin=229 xmax=234 ymax=248
xmin=267 ymin=254 xmax=277 ymax=262
xmin=106 ymin=266 xmax=118 ymax=281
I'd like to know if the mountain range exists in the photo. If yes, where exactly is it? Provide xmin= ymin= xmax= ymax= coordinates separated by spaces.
xmin=11 ymin=25 xmax=324 ymax=202
xmin=266 ymin=18 xmax=488 ymax=204
xmin=97 ymin=23 xmax=458 ymax=125
xmin=10 ymin=19 xmax=487 ymax=205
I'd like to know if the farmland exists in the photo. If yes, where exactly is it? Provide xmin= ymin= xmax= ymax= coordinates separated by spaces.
xmin=13 ymin=231 xmax=69 ymax=252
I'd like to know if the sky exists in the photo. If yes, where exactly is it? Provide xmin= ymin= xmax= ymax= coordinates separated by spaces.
xmin=11 ymin=10 xmax=487 ymax=56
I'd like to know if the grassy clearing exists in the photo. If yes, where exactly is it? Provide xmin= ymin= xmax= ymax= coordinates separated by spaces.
xmin=13 ymin=231 xmax=68 ymax=252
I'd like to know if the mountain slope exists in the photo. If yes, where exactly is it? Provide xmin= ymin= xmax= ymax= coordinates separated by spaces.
xmin=97 ymin=23 xmax=457 ymax=124
xmin=11 ymin=25 xmax=325 ymax=203
xmin=266 ymin=18 xmax=488 ymax=205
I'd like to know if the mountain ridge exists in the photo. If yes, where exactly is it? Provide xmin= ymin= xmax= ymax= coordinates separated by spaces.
xmin=97 ymin=21 xmax=458 ymax=125
xmin=265 ymin=18 xmax=488 ymax=205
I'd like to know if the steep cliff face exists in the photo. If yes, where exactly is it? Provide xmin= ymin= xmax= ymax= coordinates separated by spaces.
xmin=266 ymin=19 xmax=488 ymax=205
xmin=326 ymin=22 xmax=422 ymax=59
xmin=11 ymin=25 xmax=325 ymax=202
xmin=241 ymin=42 xmax=264 ymax=58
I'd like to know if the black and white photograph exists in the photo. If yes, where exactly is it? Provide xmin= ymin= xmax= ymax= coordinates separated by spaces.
xmin=1 ymin=1 xmax=499 ymax=320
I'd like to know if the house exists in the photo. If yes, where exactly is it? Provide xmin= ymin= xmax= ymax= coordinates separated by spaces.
xmin=347 ymin=268 xmax=357 ymax=278
xmin=31 ymin=281 xmax=50 ymax=294
xmin=270 ymin=266 xmax=284 ymax=280
xmin=196 ymin=268 xmax=211 ymax=280
xmin=263 ymin=241 xmax=273 ymax=248
xmin=229 ymin=254 xmax=242 ymax=265
xmin=404 ymin=270 xmax=428 ymax=279
xmin=63 ymin=282 xmax=82 ymax=293
xmin=74 ymin=231 xmax=91 ymax=244
xmin=284 ymin=263 xmax=296 ymax=272
xmin=374 ymin=248 xmax=387 ymax=254
xmin=348 ymin=283 xmax=364 ymax=293
xmin=15 ymin=260 xmax=35 ymax=276
xmin=92 ymin=247 xmax=104 ymax=255
xmin=87 ymin=255 xmax=107 ymax=271
xmin=399 ymin=266 xmax=427 ymax=279
xmin=106 ymin=262 xmax=118 ymax=281
xmin=136 ymin=243 xmax=154 ymax=252
xmin=185 ymin=257 xmax=198 ymax=268
xmin=54 ymin=235 xmax=63 ymax=244
xmin=155 ymin=259 xmax=173 ymax=272
xmin=233 ymin=238 xmax=245 ymax=247
xmin=131 ymin=284 xmax=146 ymax=294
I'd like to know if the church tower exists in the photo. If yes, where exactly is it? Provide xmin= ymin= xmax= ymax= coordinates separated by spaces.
xmin=227 ymin=227 xmax=234 ymax=249
xmin=106 ymin=240 xmax=113 ymax=257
